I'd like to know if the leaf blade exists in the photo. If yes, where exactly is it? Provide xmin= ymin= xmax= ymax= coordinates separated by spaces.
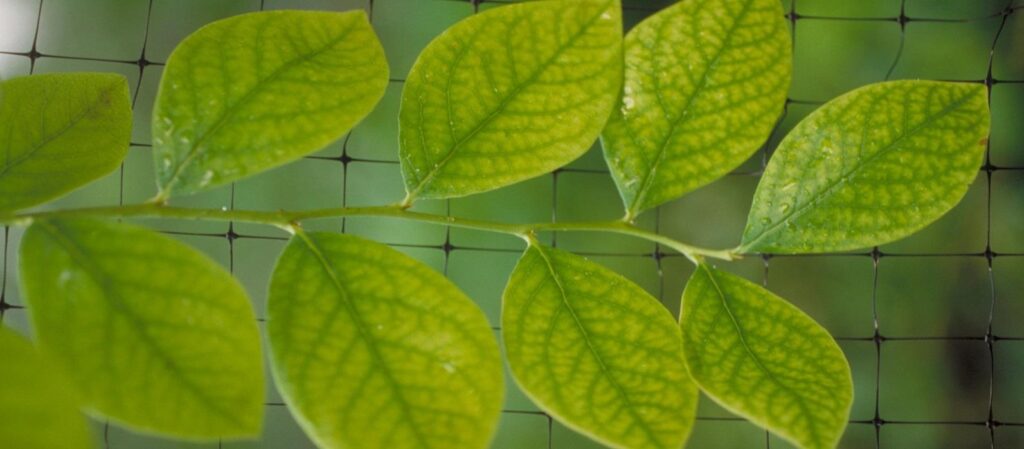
xmin=267 ymin=232 xmax=503 ymax=449
xmin=601 ymin=0 xmax=790 ymax=218
xmin=0 ymin=325 xmax=92 ymax=449
xmin=153 ymin=10 xmax=388 ymax=197
xmin=0 ymin=73 xmax=131 ymax=212
xmin=739 ymin=80 xmax=990 ymax=253
xmin=502 ymin=243 xmax=698 ymax=449
xmin=681 ymin=264 xmax=852 ymax=449
xmin=399 ymin=0 xmax=623 ymax=201
xmin=20 ymin=218 xmax=264 ymax=439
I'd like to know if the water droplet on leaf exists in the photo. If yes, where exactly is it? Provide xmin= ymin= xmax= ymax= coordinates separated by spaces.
xmin=199 ymin=171 xmax=214 ymax=187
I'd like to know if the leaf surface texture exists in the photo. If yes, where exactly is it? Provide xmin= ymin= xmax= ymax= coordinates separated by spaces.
xmin=153 ymin=10 xmax=388 ymax=197
xmin=400 ymin=0 xmax=623 ymax=200
xmin=0 ymin=325 xmax=92 ymax=449
xmin=20 ymin=218 xmax=264 ymax=439
xmin=0 ymin=73 xmax=131 ymax=212
xmin=740 ymin=80 xmax=990 ymax=253
xmin=502 ymin=243 xmax=697 ymax=449
xmin=601 ymin=0 xmax=790 ymax=217
xmin=268 ymin=232 xmax=503 ymax=449
xmin=681 ymin=264 xmax=853 ymax=449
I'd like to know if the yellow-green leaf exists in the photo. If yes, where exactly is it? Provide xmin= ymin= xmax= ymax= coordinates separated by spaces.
xmin=601 ymin=0 xmax=790 ymax=219
xmin=502 ymin=243 xmax=697 ymax=449
xmin=399 ymin=0 xmax=623 ymax=202
xmin=153 ymin=10 xmax=388 ymax=198
xmin=19 ymin=218 xmax=264 ymax=439
xmin=681 ymin=264 xmax=853 ymax=449
xmin=267 ymin=232 xmax=503 ymax=449
xmin=0 ymin=73 xmax=131 ymax=212
xmin=739 ymin=80 xmax=990 ymax=253
xmin=0 ymin=325 xmax=92 ymax=449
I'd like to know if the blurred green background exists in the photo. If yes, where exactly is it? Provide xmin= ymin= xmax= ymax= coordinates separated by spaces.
xmin=1 ymin=0 xmax=1023 ymax=448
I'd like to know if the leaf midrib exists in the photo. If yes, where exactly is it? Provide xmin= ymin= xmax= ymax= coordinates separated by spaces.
xmin=35 ymin=221 xmax=247 ymax=431
xmin=159 ymin=17 xmax=359 ymax=195
xmin=625 ymin=0 xmax=756 ymax=217
xmin=697 ymin=264 xmax=821 ymax=447
xmin=740 ymin=87 xmax=977 ymax=252
xmin=531 ymin=245 xmax=662 ymax=447
xmin=292 ymin=232 xmax=433 ymax=449
xmin=405 ymin=0 xmax=613 ymax=199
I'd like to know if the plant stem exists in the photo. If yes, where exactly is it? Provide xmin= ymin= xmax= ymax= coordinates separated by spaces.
xmin=0 ymin=204 xmax=736 ymax=262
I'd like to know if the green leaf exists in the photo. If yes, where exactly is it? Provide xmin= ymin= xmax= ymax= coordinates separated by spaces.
xmin=0 ymin=73 xmax=131 ymax=212
xmin=153 ymin=10 xmax=388 ymax=198
xmin=267 ymin=231 xmax=503 ymax=449
xmin=739 ymin=80 xmax=990 ymax=253
xmin=502 ymin=243 xmax=697 ymax=449
xmin=0 ymin=325 xmax=92 ymax=449
xmin=19 ymin=218 xmax=264 ymax=439
xmin=601 ymin=0 xmax=790 ymax=219
xmin=399 ymin=0 xmax=623 ymax=201
xmin=680 ymin=264 xmax=852 ymax=449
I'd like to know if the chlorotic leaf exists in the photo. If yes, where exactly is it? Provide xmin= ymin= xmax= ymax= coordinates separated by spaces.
xmin=739 ymin=80 xmax=990 ymax=253
xmin=681 ymin=264 xmax=853 ymax=449
xmin=399 ymin=0 xmax=623 ymax=201
xmin=153 ymin=10 xmax=388 ymax=198
xmin=602 ymin=0 xmax=790 ymax=219
xmin=19 ymin=218 xmax=264 ymax=439
xmin=0 ymin=73 xmax=131 ymax=212
xmin=0 ymin=325 xmax=92 ymax=449
xmin=502 ymin=243 xmax=697 ymax=449
xmin=267 ymin=231 xmax=503 ymax=449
